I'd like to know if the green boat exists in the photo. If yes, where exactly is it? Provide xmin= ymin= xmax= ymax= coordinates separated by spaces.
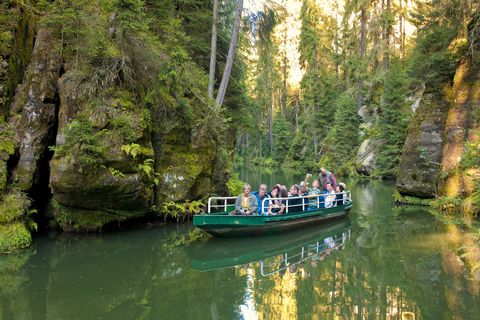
xmin=193 ymin=191 xmax=352 ymax=237
xmin=190 ymin=218 xmax=352 ymax=272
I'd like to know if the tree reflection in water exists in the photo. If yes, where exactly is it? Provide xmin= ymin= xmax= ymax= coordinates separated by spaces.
xmin=1 ymin=181 xmax=479 ymax=319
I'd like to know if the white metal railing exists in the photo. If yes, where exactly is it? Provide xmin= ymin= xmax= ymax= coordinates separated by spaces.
xmin=206 ymin=191 xmax=351 ymax=215
xmin=260 ymin=229 xmax=351 ymax=276
xmin=207 ymin=196 xmax=237 ymax=214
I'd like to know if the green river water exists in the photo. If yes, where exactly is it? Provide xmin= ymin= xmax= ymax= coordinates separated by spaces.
xmin=1 ymin=169 xmax=479 ymax=319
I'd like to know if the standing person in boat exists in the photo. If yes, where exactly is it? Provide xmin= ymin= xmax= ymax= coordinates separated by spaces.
xmin=252 ymin=184 xmax=270 ymax=215
xmin=231 ymin=184 xmax=258 ymax=215
xmin=318 ymin=167 xmax=338 ymax=192
xmin=324 ymin=182 xmax=336 ymax=208
xmin=287 ymin=184 xmax=303 ymax=213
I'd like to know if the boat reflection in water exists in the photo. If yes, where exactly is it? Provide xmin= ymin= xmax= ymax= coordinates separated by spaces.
xmin=190 ymin=218 xmax=351 ymax=275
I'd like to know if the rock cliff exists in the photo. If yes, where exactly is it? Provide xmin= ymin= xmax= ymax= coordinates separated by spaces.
xmin=397 ymin=59 xmax=480 ymax=206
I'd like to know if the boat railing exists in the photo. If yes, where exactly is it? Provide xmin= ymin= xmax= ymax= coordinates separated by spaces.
xmin=260 ymin=229 xmax=351 ymax=277
xmin=207 ymin=196 xmax=238 ymax=214
xmin=262 ymin=190 xmax=352 ymax=214
xmin=207 ymin=191 xmax=351 ymax=214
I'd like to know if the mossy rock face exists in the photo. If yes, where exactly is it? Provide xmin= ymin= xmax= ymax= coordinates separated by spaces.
xmin=439 ymin=60 xmax=480 ymax=198
xmin=0 ymin=222 xmax=31 ymax=253
xmin=50 ymin=158 xmax=153 ymax=214
xmin=396 ymin=94 xmax=449 ymax=198
xmin=154 ymin=125 xmax=218 ymax=202
xmin=49 ymin=74 xmax=155 ymax=231
xmin=0 ymin=4 xmax=36 ymax=118
xmin=9 ymin=27 xmax=61 ymax=191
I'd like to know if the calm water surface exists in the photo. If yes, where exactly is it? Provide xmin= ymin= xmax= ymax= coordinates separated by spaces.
xmin=1 ymin=172 xmax=479 ymax=319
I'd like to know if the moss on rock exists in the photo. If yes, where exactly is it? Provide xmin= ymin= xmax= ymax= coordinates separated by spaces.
xmin=0 ymin=222 xmax=31 ymax=253
xmin=394 ymin=190 xmax=434 ymax=206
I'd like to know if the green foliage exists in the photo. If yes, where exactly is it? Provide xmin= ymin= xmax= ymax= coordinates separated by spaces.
xmin=0 ymin=124 xmax=15 ymax=155
xmin=375 ymin=61 xmax=410 ymax=178
xmin=159 ymin=200 xmax=204 ymax=223
xmin=408 ymin=0 xmax=469 ymax=90
xmin=226 ymin=172 xmax=244 ymax=196
xmin=0 ymin=222 xmax=32 ymax=253
xmin=0 ymin=190 xmax=31 ymax=225
xmin=319 ymin=92 xmax=360 ymax=176
xmin=121 ymin=143 xmax=153 ymax=159
xmin=461 ymin=129 xmax=480 ymax=169
xmin=50 ymin=117 xmax=107 ymax=173
xmin=272 ymin=113 xmax=292 ymax=162
xmin=393 ymin=190 xmax=434 ymax=206
xmin=432 ymin=196 xmax=464 ymax=214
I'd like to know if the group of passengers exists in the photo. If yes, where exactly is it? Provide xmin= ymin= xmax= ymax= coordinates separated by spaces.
xmin=231 ymin=167 xmax=348 ymax=216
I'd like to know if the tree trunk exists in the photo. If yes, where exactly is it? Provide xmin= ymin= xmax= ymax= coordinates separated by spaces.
xmin=382 ymin=0 xmax=391 ymax=71
xmin=281 ymin=27 xmax=288 ymax=114
xmin=268 ymin=88 xmax=274 ymax=155
xmin=357 ymin=7 xmax=367 ymax=113
xmin=208 ymin=0 xmax=219 ymax=99
xmin=312 ymin=45 xmax=319 ymax=156
xmin=295 ymin=98 xmax=299 ymax=133
xmin=399 ymin=0 xmax=403 ymax=59
xmin=334 ymin=0 xmax=340 ymax=78
xmin=216 ymin=0 xmax=244 ymax=107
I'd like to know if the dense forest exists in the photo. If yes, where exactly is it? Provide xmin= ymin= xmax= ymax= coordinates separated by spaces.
xmin=0 ymin=0 xmax=479 ymax=253
xmin=235 ymin=1 xmax=479 ymax=213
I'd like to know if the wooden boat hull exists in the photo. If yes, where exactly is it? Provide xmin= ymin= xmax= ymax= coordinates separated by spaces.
xmin=193 ymin=201 xmax=352 ymax=237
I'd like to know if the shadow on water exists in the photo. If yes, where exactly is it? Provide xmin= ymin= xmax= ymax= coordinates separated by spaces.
xmin=1 ymin=175 xmax=480 ymax=319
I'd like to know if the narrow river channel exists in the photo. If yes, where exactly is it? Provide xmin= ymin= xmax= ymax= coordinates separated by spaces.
xmin=1 ymin=169 xmax=479 ymax=319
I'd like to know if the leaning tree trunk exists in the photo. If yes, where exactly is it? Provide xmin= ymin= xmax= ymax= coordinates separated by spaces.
xmin=216 ymin=0 xmax=244 ymax=107
xmin=208 ymin=0 xmax=219 ymax=99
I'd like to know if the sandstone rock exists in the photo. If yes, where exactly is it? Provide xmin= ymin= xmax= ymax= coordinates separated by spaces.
xmin=9 ymin=27 xmax=62 ymax=191
xmin=396 ymin=95 xmax=449 ymax=198
xmin=409 ymin=82 xmax=425 ymax=113
xmin=355 ymin=138 xmax=383 ymax=176
xmin=439 ymin=60 xmax=480 ymax=198
xmin=50 ymin=158 xmax=152 ymax=212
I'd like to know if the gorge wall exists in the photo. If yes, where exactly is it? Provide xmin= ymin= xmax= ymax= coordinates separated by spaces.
xmin=0 ymin=1 xmax=232 ymax=252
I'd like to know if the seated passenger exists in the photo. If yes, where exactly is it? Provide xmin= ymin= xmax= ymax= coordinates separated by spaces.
xmin=307 ymin=180 xmax=322 ymax=210
xmin=231 ymin=184 xmax=258 ymax=215
xmin=299 ymin=183 xmax=309 ymax=210
xmin=324 ymin=182 xmax=336 ymax=208
xmin=334 ymin=183 xmax=346 ymax=206
xmin=268 ymin=187 xmax=285 ymax=215
xmin=252 ymin=184 xmax=270 ymax=215
xmin=287 ymin=184 xmax=303 ymax=213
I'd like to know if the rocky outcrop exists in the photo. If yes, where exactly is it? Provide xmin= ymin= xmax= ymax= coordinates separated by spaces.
xmin=0 ymin=5 xmax=36 ymax=117
xmin=397 ymin=59 xmax=479 ymax=200
xmin=9 ymin=27 xmax=62 ymax=191
xmin=439 ymin=60 xmax=480 ymax=198
xmin=1 ymin=4 xmax=229 ymax=236
xmin=408 ymin=82 xmax=425 ymax=113
xmin=396 ymin=94 xmax=449 ymax=197
xmin=355 ymin=138 xmax=382 ymax=175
